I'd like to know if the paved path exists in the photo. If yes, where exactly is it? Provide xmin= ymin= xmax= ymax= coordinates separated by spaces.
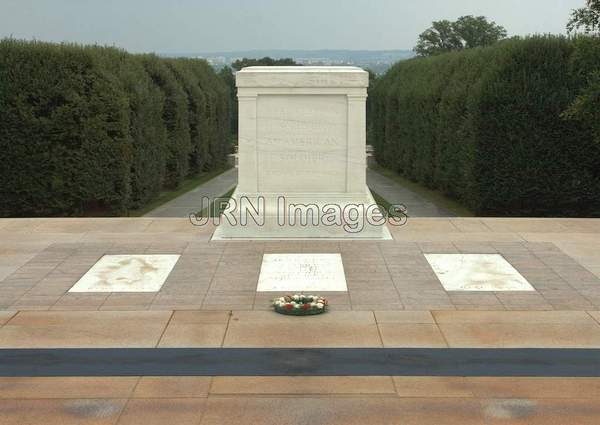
xmin=146 ymin=167 xmax=452 ymax=218
xmin=367 ymin=169 xmax=454 ymax=217
xmin=2 ymin=373 xmax=600 ymax=423
xmin=1 ymin=217 xmax=600 ymax=311
xmin=2 ymin=218 xmax=600 ymax=423
xmin=145 ymin=168 xmax=238 ymax=217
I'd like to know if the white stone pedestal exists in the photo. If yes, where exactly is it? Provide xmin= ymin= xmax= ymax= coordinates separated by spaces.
xmin=212 ymin=66 xmax=391 ymax=240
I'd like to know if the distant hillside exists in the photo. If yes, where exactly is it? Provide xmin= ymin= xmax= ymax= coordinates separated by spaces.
xmin=159 ymin=49 xmax=415 ymax=74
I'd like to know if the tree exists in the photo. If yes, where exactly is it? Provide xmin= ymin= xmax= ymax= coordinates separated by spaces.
xmin=222 ymin=58 xmax=299 ymax=136
xmin=454 ymin=16 xmax=508 ymax=49
xmin=415 ymin=16 xmax=507 ymax=56
xmin=568 ymin=0 xmax=600 ymax=34
xmin=415 ymin=20 xmax=463 ymax=56
xmin=231 ymin=57 xmax=298 ymax=70
xmin=562 ymin=37 xmax=600 ymax=160
xmin=219 ymin=66 xmax=237 ymax=137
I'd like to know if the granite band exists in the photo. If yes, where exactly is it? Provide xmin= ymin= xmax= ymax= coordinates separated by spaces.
xmin=2 ymin=348 xmax=600 ymax=377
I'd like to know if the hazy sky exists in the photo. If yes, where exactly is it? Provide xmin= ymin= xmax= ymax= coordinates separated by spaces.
xmin=0 ymin=0 xmax=585 ymax=53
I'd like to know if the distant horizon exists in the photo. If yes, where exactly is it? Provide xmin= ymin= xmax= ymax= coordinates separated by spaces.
xmin=0 ymin=38 xmax=416 ymax=54
xmin=0 ymin=0 xmax=582 ymax=53
xmin=157 ymin=49 xmax=416 ymax=74
xmin=166 ymin=48 xmax=415 ymax=55
xmin=0 ymin=38 xmax=417 ymax=54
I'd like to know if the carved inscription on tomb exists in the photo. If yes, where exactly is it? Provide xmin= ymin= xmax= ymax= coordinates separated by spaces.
xmin=257 ymin=95 xmax=348 ymax=193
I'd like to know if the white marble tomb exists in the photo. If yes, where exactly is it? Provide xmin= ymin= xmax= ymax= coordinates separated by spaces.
xmin=212 ymin=66 xmax=392 ymax=240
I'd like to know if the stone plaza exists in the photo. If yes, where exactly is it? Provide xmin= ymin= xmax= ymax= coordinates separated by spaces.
xmin=2 ymin=217 xmax=600 ymax=422
xmin=2 ymin=217 xmax=600 ymax=313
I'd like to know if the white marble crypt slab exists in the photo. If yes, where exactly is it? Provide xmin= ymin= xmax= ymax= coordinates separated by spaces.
xmin=257 ymin=253 xmax=348 ymax=292
xmin=69 ymin=255 xmax=180 ymax=293
xmin=425 ymin=254 xmax=535 ymax=292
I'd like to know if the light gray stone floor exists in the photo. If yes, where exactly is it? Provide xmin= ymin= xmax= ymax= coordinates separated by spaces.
xmin=1 ymin=217 xmax=600 ymax=311
xmin=2 ymin=237 xmax=600 ymax=312
xmin=144 ymin=168 xmax=238 ymax=218
xmin=366 ymin=169 xmax=454 ymax=217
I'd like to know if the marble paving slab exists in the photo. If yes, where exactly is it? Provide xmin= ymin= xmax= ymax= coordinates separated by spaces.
xmin=69 ymin=255 xmax=180 ymax=293
xmin=257 ymin=254 xmax=347 ymax=292
xmin=425 ymin=254 xmax=535 ymax=292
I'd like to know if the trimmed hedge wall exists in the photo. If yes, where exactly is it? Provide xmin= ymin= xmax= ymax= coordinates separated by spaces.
xmin=0 ymin=39 xmax=230 ymax=217
xmin=371 ymin=36 xmax=600 ymax=217
xmin=140 ymin=55 xmax=191 ymax=188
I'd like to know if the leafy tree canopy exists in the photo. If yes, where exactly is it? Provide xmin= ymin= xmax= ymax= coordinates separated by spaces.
xmin=218 ymin=65 xmax=235 ymax=89
xmin=231 ymin=57 xmax=298 ymax=70
xmin=568 ymin=0 xmax=600 ymax=34
xmin=415 ymin=15 xmax=507 ymax=56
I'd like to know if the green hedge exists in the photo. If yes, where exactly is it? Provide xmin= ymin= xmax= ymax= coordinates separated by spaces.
xmin=89 ymin=47 xmax=168 ymax=210
xmin=371 ymin=36 xmax=600 ymax=217
xmin=0 ymin=39 xmax=230 ymax=216
xmin=140 ymin=55 xmax=191 ymax=188
xmin=0 ymin=40 xmax=131 ymax=216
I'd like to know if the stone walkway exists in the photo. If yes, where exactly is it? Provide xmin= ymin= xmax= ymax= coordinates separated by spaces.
xmin=3 ymin=310 xmax=600 ymax=348
xmin=2 ymin=375 xmax=600 ymax=424
xmin=144 ymin=168 xmax=237 ymax=218
xmin=1 ymin=218 xmax=600 ymax=311
xmin=2 ymin=217 xmax=600 ymax=423
xmin=144 ymin=167 xmax=453 ymax=218
xmin=367 ymin=169 xmax=454 ymax=217
xmin=2 ymin=219 xmax=600 ymax=312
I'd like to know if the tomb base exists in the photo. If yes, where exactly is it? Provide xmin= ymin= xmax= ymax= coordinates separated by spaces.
xmin=211 ymin=187 xmax=393 ymax=240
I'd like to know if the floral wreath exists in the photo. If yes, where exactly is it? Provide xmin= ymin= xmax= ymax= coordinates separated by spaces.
xmin=273 ymin=294 xmax=328 ymax=316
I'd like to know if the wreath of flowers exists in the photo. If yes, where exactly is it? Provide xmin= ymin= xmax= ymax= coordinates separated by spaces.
xmin=273 ymin=294 xmax=328 ymax=316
